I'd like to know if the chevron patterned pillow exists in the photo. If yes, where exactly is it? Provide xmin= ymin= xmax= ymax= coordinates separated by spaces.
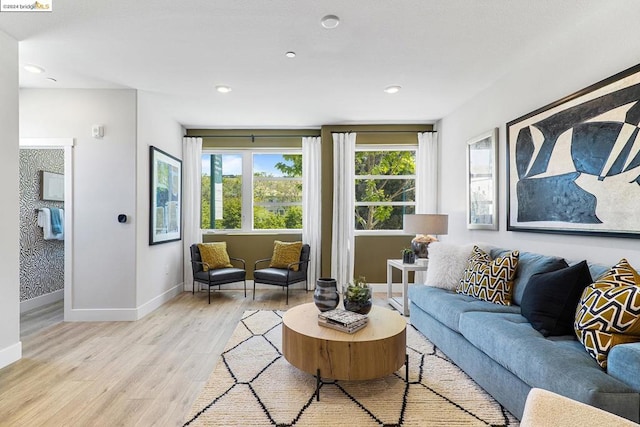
xmin=457 ymin=245 xmax=520 ymax=306
xmin=574 ymin=258 xmax=640 ymax=369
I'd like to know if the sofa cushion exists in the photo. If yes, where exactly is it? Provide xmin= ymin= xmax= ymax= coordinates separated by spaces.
xmin=408 ymin=285 xmax=519 ymax=333
xmin=609 ymin=343 xmax=640 ymax=392
xmin=459 ymin=311 xmax=636 ymax=400
xmin=197 ymin=242 xmax=233 ymax=271
xmin=521 ymin=260 xmax=591 ymax=337
xmin=457 ymin=246 xmax=519 ymax=305
xmin=491 ymin=248 xmax=568 ymax=306
xmin=575 ymin=259 xmax=640 ymax=368
xmin=425 ymin=242 xmax=474 ymax=290
xmin=269 ymin=240 xmax=303 ymax=271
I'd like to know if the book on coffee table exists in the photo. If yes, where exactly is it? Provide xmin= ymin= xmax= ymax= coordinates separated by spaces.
xmin=317 ymin=309 xmax=369 ymax=333
xmin=318 ymin=317 xmax=368 ymax=333
xmin=318 ymin=308 xmax=368 ymax=325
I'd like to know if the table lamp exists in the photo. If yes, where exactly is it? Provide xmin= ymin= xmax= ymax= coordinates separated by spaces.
xmin=403 ymin=214 xmax=448 ymax=260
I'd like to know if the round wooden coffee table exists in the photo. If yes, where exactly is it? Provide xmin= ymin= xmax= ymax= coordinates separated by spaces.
xmin=282 ymin=303 xmax=407 ymax=381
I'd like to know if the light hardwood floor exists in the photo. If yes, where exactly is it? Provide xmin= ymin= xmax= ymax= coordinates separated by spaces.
xmin=1 ymin=289 xmax=324 ymax=426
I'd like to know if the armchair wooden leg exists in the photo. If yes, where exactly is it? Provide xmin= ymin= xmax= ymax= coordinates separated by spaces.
xmin=208 ymin=285 xmax=211 ymax=304
xmin=253 ymin=281 xmax=256 ymax=300
xmin=286 ymin=286 xmax=289 ymax=305
xmin=243 ymin=280 xmax=247 ymax=298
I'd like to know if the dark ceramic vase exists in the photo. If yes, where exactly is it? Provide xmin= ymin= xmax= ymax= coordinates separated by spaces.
xmin=314 ymin=278 xmax=340 ymax=312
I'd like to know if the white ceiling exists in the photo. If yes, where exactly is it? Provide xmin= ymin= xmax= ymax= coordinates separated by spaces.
xmin=0 ymin=0 xmax=614 ymax=128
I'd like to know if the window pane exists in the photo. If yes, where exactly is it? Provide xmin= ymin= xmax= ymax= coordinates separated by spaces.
xmin=355 ymin=205 xmax=415 ymax=231
xmin=201 ymin=154 xmax=242 ymax=230
xmin=253 ymin=153 xmax=302 ymax=229
xmin=355 ymin=178 xmax=415 ymax=202
xmin=355 ymin=151 xmax=415 ymax=175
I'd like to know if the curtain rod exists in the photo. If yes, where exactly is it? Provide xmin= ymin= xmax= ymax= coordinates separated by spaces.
xmin=185 ymin=134 xmax=320 ymax=141
xmin=335 ymin=130 xmax=435 ymax=134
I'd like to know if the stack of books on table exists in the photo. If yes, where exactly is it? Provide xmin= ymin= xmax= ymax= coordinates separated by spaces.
xmin=317 ymin=309 xmax=369 ymax=334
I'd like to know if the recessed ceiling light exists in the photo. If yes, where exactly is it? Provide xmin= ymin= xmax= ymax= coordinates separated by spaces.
xmin=285 ymin=51 xmax=296 ymax=58
xmin=45 ymin=77 xmax=57 ymax=83
xmin=384 ymin=85 xmax=402 ymax=94
xmin=321 ymin=14 xmax=340 ymax=29
xmin=215 ymin=85 xmax=232 ymax=93
xmin=24 ymin=64 xmax=45 ymax=74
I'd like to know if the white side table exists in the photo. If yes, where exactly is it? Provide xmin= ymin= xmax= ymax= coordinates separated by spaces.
xmin=386 ymin=259 xmax=428 ymax=316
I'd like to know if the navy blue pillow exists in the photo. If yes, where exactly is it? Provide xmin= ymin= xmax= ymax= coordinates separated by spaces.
xmin=521 ymin=260 xmax=593 ymax=337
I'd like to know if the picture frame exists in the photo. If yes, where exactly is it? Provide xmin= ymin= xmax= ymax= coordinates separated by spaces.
xmin=467 ymin=128 xmax=498 ymax=230
xmin=149 ymin=146 xmax=182 ymax=245
xmin=506 ymin=63 xmax=640 ymax=238
xmin=40 ymin=170 xmax=64 ymax=202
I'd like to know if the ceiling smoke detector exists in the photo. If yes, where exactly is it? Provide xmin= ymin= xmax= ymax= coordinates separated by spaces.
xmin=321 ymin=15 xmax=340 ymax=29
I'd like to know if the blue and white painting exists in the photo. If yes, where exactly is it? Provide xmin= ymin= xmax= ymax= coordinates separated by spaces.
xmin=507 ymin=65 xmax=640 ymax=237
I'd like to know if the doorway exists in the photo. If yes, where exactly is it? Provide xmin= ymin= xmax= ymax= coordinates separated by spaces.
xmin=19 ymin=138 xmax=73 ymax=329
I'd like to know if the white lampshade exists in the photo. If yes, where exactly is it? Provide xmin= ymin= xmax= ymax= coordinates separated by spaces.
xmin=403 ymin=214 xmax=448 ymax=235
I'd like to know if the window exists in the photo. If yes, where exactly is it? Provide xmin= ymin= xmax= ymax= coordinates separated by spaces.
xmin=201 ymin=151 xmax=302 ymax=231
xmin=354 ymin=147 xmax=416 ymax=232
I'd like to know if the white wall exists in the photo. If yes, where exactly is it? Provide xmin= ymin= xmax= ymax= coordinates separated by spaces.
xmin=0 ymin=30 xmax=21 ymax=368
xmin=136 ymin=91 xmax=184 ymax=314
xmin=20 ymin=89 xmax=138 ymax=317
xmin=439 ymin=5 xmax=640 ymax=267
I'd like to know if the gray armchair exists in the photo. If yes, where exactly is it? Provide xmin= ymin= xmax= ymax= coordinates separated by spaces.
xmin=253 ymin=243 xmax=310 ymax=304
xmin=190 ymin=244 xmax=246 ymax=304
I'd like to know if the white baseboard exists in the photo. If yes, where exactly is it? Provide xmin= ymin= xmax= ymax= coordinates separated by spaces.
xmin=20 ymin=289 xmax=64 ymax=313
xmin=65 ymin=283 xmax=184 ymax=322
xmin=136 ymin=283 xmax=183 ymax=320
xmin=0 ymin=341 xmax=22 ymax=369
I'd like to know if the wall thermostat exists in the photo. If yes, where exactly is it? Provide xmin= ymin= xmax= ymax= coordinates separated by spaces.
xmin=117 ymin=214 xmax=127 ymax=223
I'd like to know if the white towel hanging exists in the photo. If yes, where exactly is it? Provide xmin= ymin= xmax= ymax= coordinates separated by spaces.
xmin=37 ymin=208 xmax=64 ymax=241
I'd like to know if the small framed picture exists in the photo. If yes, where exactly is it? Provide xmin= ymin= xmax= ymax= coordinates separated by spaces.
xmin=40 ymin=170 xmax=64 ymax=202
xmin=467 ymin=128 xmax=498 ymax=230
xmin=149 ymin=146 xmax=182 ymax=245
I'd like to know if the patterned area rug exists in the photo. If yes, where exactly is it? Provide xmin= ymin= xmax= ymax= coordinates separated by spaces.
xmin=184 ymin=310 xmax=519 ymax=426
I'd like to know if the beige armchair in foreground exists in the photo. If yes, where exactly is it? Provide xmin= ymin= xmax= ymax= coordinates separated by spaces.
xmin=521 ymin=388 xmax=639 ymax=427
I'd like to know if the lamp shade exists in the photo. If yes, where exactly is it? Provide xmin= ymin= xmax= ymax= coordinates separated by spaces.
xmin=403 ymin=214 xmax=448 ymax=235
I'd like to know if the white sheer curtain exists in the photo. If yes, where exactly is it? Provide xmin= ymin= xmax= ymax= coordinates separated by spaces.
xmin=416 ymin=131 xmax=438 ymax=213
xmin=331 ymin=132 xmax=356 ymax=292
xmin=182 ymin=137 xmax=203 ymax=291
xmin=415 ymin=131 xmax=439 ymax=284
xmin=302 ymin=136 xmax=322 ymax=290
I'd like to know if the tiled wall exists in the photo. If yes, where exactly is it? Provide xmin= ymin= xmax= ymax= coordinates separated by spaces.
xmin=19 ymin=149 xmax=64 ymax=302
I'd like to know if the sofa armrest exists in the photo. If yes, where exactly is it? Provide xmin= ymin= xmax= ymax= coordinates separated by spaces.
xmin=609 ymin=342 xmax=640 ymax=392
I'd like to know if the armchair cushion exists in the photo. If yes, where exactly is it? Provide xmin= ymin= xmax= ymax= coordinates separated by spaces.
xmin=269 ymin=240 xmax=303 ymax=271
xmin=197 ymin=242 xmax=233 ymax=271
xmin=194 ymin=267 xmax=245 ymax=284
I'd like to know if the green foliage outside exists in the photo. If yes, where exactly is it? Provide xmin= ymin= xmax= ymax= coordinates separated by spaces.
xmin=202 ymin=151 xmax=414 ymax=231
xmin=355 ymin=151 xmax=416 ymax=230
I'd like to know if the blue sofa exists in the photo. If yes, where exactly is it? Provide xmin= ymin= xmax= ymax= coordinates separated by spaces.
xmin=408 ymin=248 xmax=640 ymax=422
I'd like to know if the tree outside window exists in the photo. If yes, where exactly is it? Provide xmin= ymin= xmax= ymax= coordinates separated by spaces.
xmin=355 ymin=149 xmax=416 ymax=231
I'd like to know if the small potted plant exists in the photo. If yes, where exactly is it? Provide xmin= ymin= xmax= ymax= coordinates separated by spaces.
xmin=344 ymin=276 xmax=372 ymax=315
xmin=402 ymin=248 xmax=416 ymax=264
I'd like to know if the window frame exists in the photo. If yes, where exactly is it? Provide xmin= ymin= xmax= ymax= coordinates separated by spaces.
xmin=202 ymin=148 xmax=303 ymax=234
xmin=354 ymin=144 xmax=417 ymax=236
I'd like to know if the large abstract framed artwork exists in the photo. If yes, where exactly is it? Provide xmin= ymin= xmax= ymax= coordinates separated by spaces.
xmin=467 ymin=128 xmax=498 ymax=230
xmin=149 ymin=146 xmax=182 ymax=245
xmin=507 ymin=64 xmax=640 ymax=238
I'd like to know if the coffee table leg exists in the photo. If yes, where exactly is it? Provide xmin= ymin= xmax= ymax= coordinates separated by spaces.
xmin=405 ymin=354 xmax=409 ymax=383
